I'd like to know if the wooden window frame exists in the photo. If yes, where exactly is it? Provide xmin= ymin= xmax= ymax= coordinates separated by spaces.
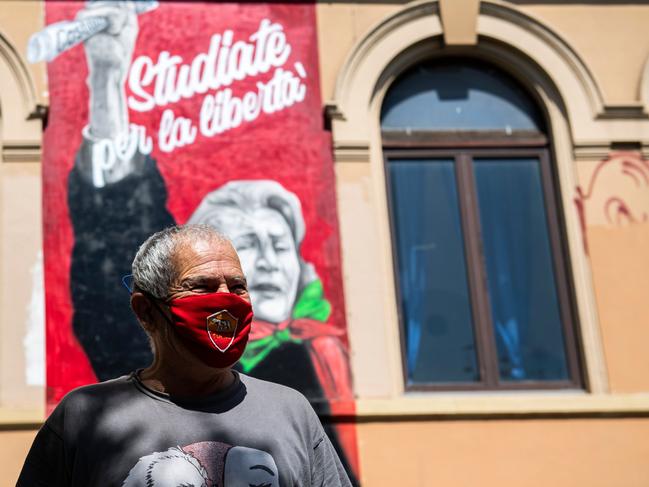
xmin=383 ymin=133 xmax=583 ymax=392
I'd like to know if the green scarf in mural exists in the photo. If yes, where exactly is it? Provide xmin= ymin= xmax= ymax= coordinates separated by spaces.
xmin=239 ymin=279 xmax=332 ymax=373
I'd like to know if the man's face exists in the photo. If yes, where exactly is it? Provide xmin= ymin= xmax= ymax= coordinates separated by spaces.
xmin=137 ymin=237 xmax=250 ymax=369
xmin=218 ymin=208 xmax=300 ymax=323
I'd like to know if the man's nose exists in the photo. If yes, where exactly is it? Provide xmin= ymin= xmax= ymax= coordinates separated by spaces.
xmin=217 ymin=282 xmax=231 ymax=293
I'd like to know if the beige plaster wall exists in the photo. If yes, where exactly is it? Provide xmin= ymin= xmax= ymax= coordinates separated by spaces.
xmin=316 ymin=3 xmax=401 ymax=102
xmin=335 ymin=160 xmax=400 ymax=398
xmin=0 ymin=1 xmax=47 ymax=104
xmin=357 ymin=418 xmax=649 ymax=486
xmin=574 ymin=154 xmax=649 ymax=392
xmin=0 ymin=429 xmax=37 ymax=487
xmin=517 ymin=3 xmax=649 ymax=105
xmin=0 ymin=162 xmax=44 ymax=412
xmin=0 ymin=2 xmax=45 ymax=416
xmin=588 ymin=224 xmax=649 ymax=392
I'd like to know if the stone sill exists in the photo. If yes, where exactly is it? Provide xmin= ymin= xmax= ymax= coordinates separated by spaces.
xmin=355 ymin=392 xmax=649 ymax=419
xmin=0 ymin=408 xmax=44 ymax=427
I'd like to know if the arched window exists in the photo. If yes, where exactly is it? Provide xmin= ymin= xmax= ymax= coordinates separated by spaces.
xmin=382 ymin=59 xmax=582 ymax=390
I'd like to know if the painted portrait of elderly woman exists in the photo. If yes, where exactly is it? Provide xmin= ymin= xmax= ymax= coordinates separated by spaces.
xmin=188 ymin=180 xmax=353 ymax=403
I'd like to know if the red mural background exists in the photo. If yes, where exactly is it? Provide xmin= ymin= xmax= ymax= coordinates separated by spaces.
xmin=42 ymin=1 xmax=358 ymax=478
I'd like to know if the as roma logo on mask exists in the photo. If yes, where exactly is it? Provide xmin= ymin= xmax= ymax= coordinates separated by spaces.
xmin=206 ymin=310 xmax=239 ymax=352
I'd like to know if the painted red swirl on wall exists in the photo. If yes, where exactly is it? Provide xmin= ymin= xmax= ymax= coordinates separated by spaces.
xmin=575 ymin=151 xmax=649 ymax=254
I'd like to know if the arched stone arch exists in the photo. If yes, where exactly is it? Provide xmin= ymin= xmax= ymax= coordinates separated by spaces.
xmin=331 ymin=0 xmax=609 ymax=396
xmin=0 ymin=29 xmax=41 ymax=162
xmin=332 ymin=0 xmax=610 ymax=145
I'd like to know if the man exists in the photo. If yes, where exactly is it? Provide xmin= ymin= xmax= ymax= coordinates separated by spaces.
xmin=17 ymin=224 xmax=352 ymax=486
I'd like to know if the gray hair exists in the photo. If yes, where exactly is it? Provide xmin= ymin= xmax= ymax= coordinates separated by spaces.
xmin=131 ymin=224 xmax=228 ymax=299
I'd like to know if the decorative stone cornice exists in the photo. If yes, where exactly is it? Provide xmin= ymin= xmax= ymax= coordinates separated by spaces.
xmin=333 ymin=141 xmax=370 ymax=163
xmin=2 ymin=142 xmax=42 ymax=163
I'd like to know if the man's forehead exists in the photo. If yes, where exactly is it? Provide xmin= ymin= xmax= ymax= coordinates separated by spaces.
xmin=177 ymin=234 xmax=234 ymax=255
xmin=174 ymin=237 xmax=243 ymax=275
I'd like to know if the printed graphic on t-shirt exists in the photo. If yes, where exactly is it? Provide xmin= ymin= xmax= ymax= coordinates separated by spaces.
xmin=122 ymin=441 xmax=279 ymax=487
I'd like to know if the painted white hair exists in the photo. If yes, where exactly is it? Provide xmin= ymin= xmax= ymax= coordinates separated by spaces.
xmin=131 ymin=224 xmax=228 ymax=300
xmin=187 ymin=180 xmax=317 ymax=289
xmin=122 ymin=447 xmax=208 ymax=487
xmin=188 ymin=180 xmax=306 ymax=247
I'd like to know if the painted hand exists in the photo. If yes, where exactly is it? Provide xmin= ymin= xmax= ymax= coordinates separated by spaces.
xmin=75 ymin=2 xmax=145 ymax=187
xmin=77 ymin=2 xmax=138 ymax=140
xmin=77 ymin=1 xmax=138 ymax=80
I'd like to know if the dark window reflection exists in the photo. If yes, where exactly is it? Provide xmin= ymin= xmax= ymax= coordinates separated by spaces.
xmin=381 ymin=61 xmax=544 ymax=133
xmin=388 ymin=159 xmax=480 ymax=384
xmin=474 ymin=158 xmax=569 ymax=381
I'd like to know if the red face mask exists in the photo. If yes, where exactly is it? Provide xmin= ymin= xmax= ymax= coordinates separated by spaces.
xmin=165 ymin=292 xmax=253 ymax=368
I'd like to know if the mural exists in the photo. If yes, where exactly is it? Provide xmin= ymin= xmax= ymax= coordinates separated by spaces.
xmin=575 ymin=151 xmax=649 ymax=253
xmin=36 ymin=1 xmax=358 ymax=482
xmin=123 ymin=442 xmax=279 ymax=487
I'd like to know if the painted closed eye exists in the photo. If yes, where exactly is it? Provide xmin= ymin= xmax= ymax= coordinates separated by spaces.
xmin=249 ymin=484 xmax=272 ymax=487
xmin=273 ymin=241 xmax=291 ymax=252
xmin=233 ymin=234 xmax=257 ymax=251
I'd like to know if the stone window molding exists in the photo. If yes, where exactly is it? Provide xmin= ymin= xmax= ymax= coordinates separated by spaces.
xmin=0 ymin=29 xmax=41 ymax=163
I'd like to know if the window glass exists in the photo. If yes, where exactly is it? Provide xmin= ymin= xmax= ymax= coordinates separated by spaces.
xmin=382 ymin=58 xmax=580 ymax=389
xmin=388 ymin=159 xmax=480 ymax=384
xmin=474 ymin=158 xmax=569 ymax=381
xmin=381 ymin=62 xmax=544 ymax=132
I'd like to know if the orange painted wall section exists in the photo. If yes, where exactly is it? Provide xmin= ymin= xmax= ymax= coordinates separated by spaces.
xmin=589 ymin=224 xmax=649 ymax=392
xmin=575 ymin=153 xmax=649 ymax=392
xmin=0 ymin=430 xmax=37 ymax=487
xmin=357 ymin=418 xmax=649 ymax=487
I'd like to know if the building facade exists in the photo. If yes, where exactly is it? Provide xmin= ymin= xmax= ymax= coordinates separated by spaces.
xmin=2 ymin=1 xmax=649 ymax=485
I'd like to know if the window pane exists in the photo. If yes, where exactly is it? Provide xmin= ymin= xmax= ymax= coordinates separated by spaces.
xmin=381 ymin=61 xmax=544 ymax=132
xmin=388 ymin=159 xmax=479 ymax=384
xmin=474 ymin=158 xmax=569 ymax=381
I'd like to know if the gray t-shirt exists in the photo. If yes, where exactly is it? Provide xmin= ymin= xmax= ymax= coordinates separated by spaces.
xmin=17 ymin=372 xmax=351 ymax=487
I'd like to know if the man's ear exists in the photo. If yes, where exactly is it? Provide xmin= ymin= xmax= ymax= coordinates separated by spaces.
xmin=131 ymin=292 xmax=158 ymax=333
